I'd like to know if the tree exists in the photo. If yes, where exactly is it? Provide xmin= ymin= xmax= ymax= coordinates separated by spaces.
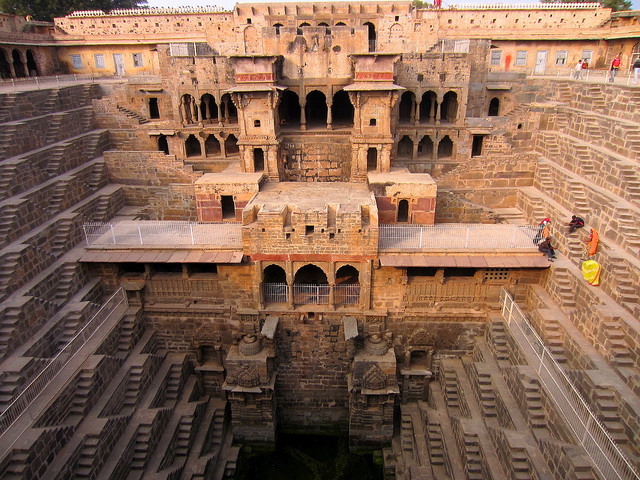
xmin=540 ymin=0 xmax=631 ymax=11
xmin=0 ymin=0 xmax=148 ymax=22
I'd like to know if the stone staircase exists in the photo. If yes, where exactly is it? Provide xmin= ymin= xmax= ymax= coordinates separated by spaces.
xmin=117 ymin=105 xmax=150 ymax=124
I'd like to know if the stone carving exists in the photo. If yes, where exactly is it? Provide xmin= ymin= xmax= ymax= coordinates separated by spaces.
xmin=362 ymin=364 xmax=387 ymax=390
xmin=238 ymin=334 xmax=262 ymax=356
xmin=236 ymin=364 xmax=261 ymax=387
xmin=364 ymin=333 xmax=388 ymax=355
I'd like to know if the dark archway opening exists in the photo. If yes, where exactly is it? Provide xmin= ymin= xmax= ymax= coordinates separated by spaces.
xmin=274 ymin=23 xmax=283 ymax=35
xmin=221 ymin=93 xmax=238 ymax=123
xmin=397 ymin=136 xmax=413 ymax=158
xmin=200 ymin=93 xmax=218 ymax=121
xmin=318 ymin=22 xmax=330 ymax=35
xmin=488 ymin=97 xmax=500 ymax=116
xmin=420 ymin=91 xmax=436 ymax=123
xmin=331 ymin=90 xmax=354 ymax=127
xmin=205 ymin=134 xmax=220 ymax=156
xmin=364 ymin=21 xmax=376 ymax=51
xmin=398 ymin=199 xmax=409 ymax=223
xmin=279 ymin=90 xmax=301 ymax=126
xmin=26 ymin=50 xmax=38 ymax=76
xmin=293 ymin=264 xmax=329 ymax=304
xmin=399 ymin=91 xmax=415 ymax=123
xmin=149 ymin=98 xmax=160 ymax=119
xmin=225 ymin=134 xmax=239 ymax=156
xmin=472 ymin=135 xmax=485 ymax=157
xmin=263 ymin=264 xmax=287 ymax=303
xmin=437 ymin=136 xmax=453 ymax=158
xmin=264 ymin=264 xmax=286 ymax=283
xmin=185 ymin=134 xmax=201 ymax=157
xmin=12 ymin=50 xmax=26 ymax=78
xmin=157 ymin=134 xmax=169 ymax=154
xmin=418 ymin=135 xmax=433 ymax=158
xmin=305 ymin=90 xmax=327 ymax=127
xmin=221 ymin=195 xmax=235 ymax=220
xmin=254 ymin=148 xmax=265 ymax=172
xmin=367 ymin=147 xmax=378 ymax=172
xmin=441 ymin=91 xmax=458 ymax=122
xmin=294 ymin=264 xmax=328 ymax=284
xmin=335 ymin=265 xmax=360 ymax=305
xmin=0 ymin=49 xmax=11 ymax=79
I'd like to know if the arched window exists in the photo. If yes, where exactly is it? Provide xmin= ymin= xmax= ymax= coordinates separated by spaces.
xmin=367 ymin=147 xmax=377 ymax=172
xmin=181 ymin=94 xmax=197 ymax=124
xmin=399 ymin=91 xmax=415 ymax=123
xmin=420 ymin=91 xmax=436 ymax=123
xmin=205 ymin=134 xmax=220 ymax=156
xmin=26 ymin=50 xmax=38 ymax=76
xmin=318 ymin=22 xmax=330 ymax=35
xmin=364 ymin=21 xmax=376 ymax=52
xmin=254 ymin=148 xmax=265 ymax=172
xmin=397 ymin=136 xmax=413 ymax=158
xmin=331 ymin=90 xmax=354 ymax=126
xmin=335 ymin=22 xmax=347 ymax=26
xmin=263 ymin=264 xmax=287 ymax=303
xmin=488 ymin=97 xmax=500 ymax=116
xmin=441 ymin=91 xmax=458 ymax=122
xmin=185 ymin=134 xmax=201 ymax=157
xmin=293 ymin=264 xmax=329 ymax=304
xmin=157 ymin=134 xmax=169 ymax=154
xmin=305 ymin=90 xmax=327 ymax=127
xmin=200 ymin=93 xmax=218 ymax=121
xmin=397 ymin=199 xmax=409 ymax=223
xmin=12 ymin=49 xmax=26 ymax=77
xmin=221 ymin=93 xmax=237 ymax=123
xmin=279 ymin=90 xmax=301 ymax=126
xmin=273 ymin=23 xmax=283 ymax=35
xmin=335 ymin=265 xmax=360 ymax=305
xmin=437 ymin=135 xmax=453 ymax=158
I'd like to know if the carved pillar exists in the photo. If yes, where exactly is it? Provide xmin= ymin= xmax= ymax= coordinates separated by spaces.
xmin=410 ymin=98 xmax=416 ymax=124
xmin=412 ymin=136 xmax=419 ymax=161
xmin=415 ymin=100 xmax=421 ymax=126
xmin=190 ymin=96 xmax=198 ymax=122
xmin=431 ymin=99 xmax=438 ymax=123
xmin=203 ymin=97 xmax=211 ymax=121
xmin=218 ymin=99 xmax=224 ymax=125
xmin=349 ymin=333 xmax=398 ymax=449
xmin=436 ymin=95 xmax=442 ymax=124
xmin=327 ymin=101 xmax=333 ymax=130
xmin=223 ymin=96 xmax=230 ymax=123
xmin=300 ymin=100 xmax=307 ymax=131
xmin=220 ymin=134 xmax=227 ymax=158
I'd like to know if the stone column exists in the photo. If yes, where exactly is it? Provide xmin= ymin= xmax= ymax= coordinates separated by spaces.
xmin=190 ymin=97 xmax=198 ymax=122
xmin=412 ymin=136 xmax=419 ymax=161
xmin=300 ymin=100 xmax=307 ymax=131
xmin=218 ymin=99 xmax=224 ymax=125
xmin=414 ymin=100 xmax=421 ymax=125
xmin=223 ymin=97 xmax=230 ymax=123
xmin=327 ymin=101 xmax=333 ymax=130
xmin=203 ymin=97 xmax=211 ymax=121
xmin=433 ymin=100 xmax=439 ymax=124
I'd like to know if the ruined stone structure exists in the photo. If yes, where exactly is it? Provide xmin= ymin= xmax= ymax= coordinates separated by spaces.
xmin=0 ymin=2 xmax=639 ymax=479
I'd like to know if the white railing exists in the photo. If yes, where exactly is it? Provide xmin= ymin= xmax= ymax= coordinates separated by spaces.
xmin=529 ymin=68 xmax=636 ymax=85
xmin=0 ymin=74 xmax=116 ymax=92
xmin=263 ymin=283 xmax=288 ymax=304
xmin=500 ymin=289 xmax=640 ymax=480
xmin=379 ymin=224 xmax=538 ymax=250
xmin=292 ymin=284 xmax=330 ymax=305
xmin=334 ymin=284 xmax=361 ymax=305
xmin=83 ymin=221 xmax=242 ymax=247
xmin=0 ymin=288 xmax=128 ymax=437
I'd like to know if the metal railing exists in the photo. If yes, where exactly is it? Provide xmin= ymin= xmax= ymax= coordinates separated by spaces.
xmin=379 ymin=224 xmax=538 ymax=250
xmin=0 ymin=288 xmax=128 ymax=436
xmin=263 ymin=283 xmax=288 ymax=304
xmin=500 ymin=288 xmax=640 ymax=480
xmin=83 ymin=221 xmax=242 ymax=247
xmin=293 ymin=285 xmax=330 ymax=305
xmin=528 ymin=68 xmax=636 ymax=85
xmin=334 ymin=284 xmax=361 ymax=305
xmin=0 ymin=74 xmax=118 ymax=92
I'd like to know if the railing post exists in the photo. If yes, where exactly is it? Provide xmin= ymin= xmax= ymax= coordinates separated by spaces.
xmin=465 ymin=226 xmax=470 ymax=249
xmin=511 ymin=226 xmax=517 ymax=248
xmin=419 ymin=227 xmax=423 ymax=249
xmin=189 ymin=224 xmax=195 ymax=244
xmin=110 ymin=224 xmax=116 ymax=244
xmin=137 ymin=225 xmax=143 ymax=245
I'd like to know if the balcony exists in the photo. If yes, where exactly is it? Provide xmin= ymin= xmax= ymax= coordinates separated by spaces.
xmin=263 ymin=283 xmax=361 ymax=306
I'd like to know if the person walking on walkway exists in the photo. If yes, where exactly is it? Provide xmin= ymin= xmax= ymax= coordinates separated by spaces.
xmin=633 ymin=57 xmax=640 ymax=85
xmin=574 ymin=59 xmax=583 ymax=80
xmin=609 ymin=53 xmax=622 ymax=82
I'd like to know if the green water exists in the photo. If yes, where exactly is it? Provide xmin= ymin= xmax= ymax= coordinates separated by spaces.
xmin=234 ymin=434 xmax=384 ymax=480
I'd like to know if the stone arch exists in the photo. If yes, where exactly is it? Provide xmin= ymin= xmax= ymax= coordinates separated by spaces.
xmin=294 ymin=264 xmax=328 ymax=284
xmin=418 ymin=135 xmax=433 ymax=158
xmin=12 ymin=49 xmax=26 ymax=78
xmin=263 ymin=264 xmax=286 ymax=283
xmin=318 ymin=22 xmax=330 ymax=34
xmin=331 ymin=89 xmax=353 ymax=126
xmin=0 ymin=49 xmax=11 ymax=78
xmin=420 ymin=91 xmax=437 ymax=123
xmin=243 ymin=25 xmax=260 ymax=54
xmin=335 ymin=264 xmax=360 ymax=305
xmin=335 ymin=22 xmax=347 ymax=26
xmin=279 ymin=89 xmax=301 ymax=125
xmin=25 ymin=49 xmax=38 ymax=76
xmin=305 ymin=90 xmax=327 ymax=126
xmin=399 ymin=91 xmax=415 ymax=123
xmin=488 ymin=97 xmax=500 ymax=116
xmin=441 ymin=91 xmax=458 ymax=122
xmin=437 ymin=135 xmax=453 ymax=158
xmin=157 ymin=134 xmax=169 ymax=154
xmin=185 ymin=134 xmax=201 ymax=157
xmin=389 ymin=23 xmax=403 ymax=40
xmin=336 ymin=265 xmax=359 ymax=284
xmin=205 ymin=134 xmax=220 ymax=156
xmin=200 ymin=93 xmax=218 ymax=121
xmin=221 ymin=93 xmax=238 ymax=123
xmin=397 ymin=135 xmax=413 ymax=158
xmin=273 ymin=22 xmax=283 ymax=35
xmin=225 ymin=134 xmax=239 ymax=156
